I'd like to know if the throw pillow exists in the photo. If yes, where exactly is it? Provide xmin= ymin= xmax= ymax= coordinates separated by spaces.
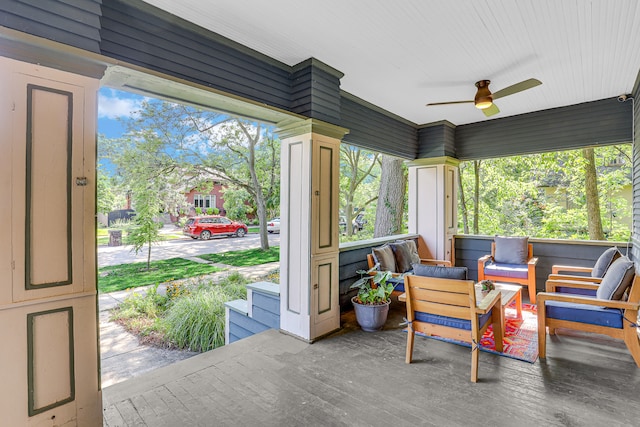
xmin=402 ymin=239 xmax=421 ymax=265
xmin=372 ymin=244 xmax=396 ymax=272
xmin=390 ymin=241 xmax=414 ymax=273
xmin=412 ymin=263 xmax=468 ymax=280
xmin=596 ymin=256 xmax=635 ymax=300
xmin=591 ymin=247 xmax=622 ymax=278
xmin=494 ymin=236 xmax=529 ymax=264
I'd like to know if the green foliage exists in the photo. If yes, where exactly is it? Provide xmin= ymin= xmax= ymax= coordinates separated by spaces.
xmin=458 ymin=145 xmax=632 ymax=241
xmin=111 ymin=274 xmax=249 ymax=351
xmin=165 ymin=282 xmax=191 ymax=301
xmin=97 ymin=166 xmax=118 ymax=214
xmin=163 ymin=275 xmax=248 ymax=352
xmin=197 ymin=246 xmax=279 ymax=266
xmin=98 ymin=258 xmax=222 ymax=293
xmin=221 ymin=187 xmax=253 ymax=223
xmin=111 ymin=284 xmax=168 ymax=321
xmin=102 ymin=100 xmax=280 ymax=250
xmin=195 ymin=207 xmax=203 ymax=215
xmin=339 ymin=145 xmax=381 ymax=240
xmin=350 ymin=267 xmax=396 ymax=304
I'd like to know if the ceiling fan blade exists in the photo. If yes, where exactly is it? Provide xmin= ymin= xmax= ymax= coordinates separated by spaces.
xmin=482 ymin=103 xmax=500 ymax=117
xmin=492 ymin=78 xmax=542 ymax=100
xmin=426 ymin=100 xmax=474 ymax=106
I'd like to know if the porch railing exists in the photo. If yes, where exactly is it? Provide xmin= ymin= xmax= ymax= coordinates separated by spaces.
xmin=338 ymin=234 xmax=629 ymax=306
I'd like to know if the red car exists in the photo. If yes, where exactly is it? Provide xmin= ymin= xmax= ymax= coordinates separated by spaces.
xmin=183 ymin=215 xmax=248 ymax=240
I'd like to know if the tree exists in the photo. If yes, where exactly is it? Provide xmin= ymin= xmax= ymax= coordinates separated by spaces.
xmin=109 ymin=100 xmax=280 ymax=251
xmin=583 ymin=147 xmax=605 ymax=240
xmin=97 ymin=166 xmax=117 ymax=214
xmin=187 ymin=119 xmax=279 ymax=250
xmin=458 ymin=162 xmax=470 ymax=234
xmin=113 ymin=130 xmax=174 ymax=269
xmin=374 ymin=155 xmax=406 ymax=237
xmin=457 ymin=145 xmax=632 ymax=240
xmin=340 ymin=145 xmax=379 ymax=237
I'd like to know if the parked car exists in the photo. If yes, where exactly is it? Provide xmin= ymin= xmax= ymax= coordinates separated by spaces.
xmin=267 ymin=217 xmax=280 ymax=233
xmin=339 ymin=214 xmax=367 ymax=234
xmin=183 ymin=215 xmax=248 ymax=240
xmin=352 ymin=213 xmax=367 ymax=232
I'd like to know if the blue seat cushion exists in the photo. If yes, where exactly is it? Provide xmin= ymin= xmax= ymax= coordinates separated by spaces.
xmin=555 ymin=287 xmax=597 ymax=296
xmin=388 ymin=276 xmax=405 ymax=292
xmin=545 ymin=300 xmax=623 ymax=328
xmin=484 ymin=262 xmax=529 ymax=279
xmin=414 ymin=310 xmax=493 ymax=331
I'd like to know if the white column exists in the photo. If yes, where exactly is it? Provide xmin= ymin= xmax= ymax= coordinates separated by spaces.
xmin=276 ymin=119 xmax=348 ymax=341
xmin=407 ymin=157 xmax=460 ymax=262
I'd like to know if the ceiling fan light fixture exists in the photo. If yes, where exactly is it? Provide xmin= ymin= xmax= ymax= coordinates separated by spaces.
xmin=475 ymin=97 xmax=493 ymax=109
xmin=474 ymin=80 xmax=493 ymax=109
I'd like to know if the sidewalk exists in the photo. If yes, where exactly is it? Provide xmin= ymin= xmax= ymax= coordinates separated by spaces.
xmin=99 ymin=261 xmax=279 ymax=387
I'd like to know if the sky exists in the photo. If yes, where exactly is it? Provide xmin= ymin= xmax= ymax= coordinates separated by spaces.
xmin=97 ymin=87 xmax=146 ymax=138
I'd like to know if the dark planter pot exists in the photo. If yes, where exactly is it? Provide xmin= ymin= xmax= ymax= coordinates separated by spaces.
xmin=351 ymin=297 xmax=391 ymax=332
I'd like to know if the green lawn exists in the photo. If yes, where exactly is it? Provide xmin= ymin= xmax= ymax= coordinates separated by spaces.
xmin=197 ymin=246 xmax=280 ymax=267
xmin=98 ymin=258 xmax=222 ymax=293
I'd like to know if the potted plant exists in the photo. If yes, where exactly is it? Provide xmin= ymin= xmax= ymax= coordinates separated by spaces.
xmin=350 ymin=265 xmax=397 ymax=332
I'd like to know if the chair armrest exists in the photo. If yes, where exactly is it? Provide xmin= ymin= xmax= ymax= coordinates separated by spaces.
xmin=478 ymin=254 xmax=492 ymax=264
xmin=547 ymin=274 xmax=602 ymax=284
xmin=551 ymin=265 xmax=593 ymax=275
xmin=475 ymin=289 xmax=501 ymax=314
xmin=537 ymin=292 xmax=640 ymax=311
xmin=545 ymin=279 xmax=600 ymax=293
xmin=528 ymin=257 xmax=539 ymax=266
xmin=477 ymin=255 xmax=492 ymax=269
xmin=419 ymin=258 xmax=452 ymax=267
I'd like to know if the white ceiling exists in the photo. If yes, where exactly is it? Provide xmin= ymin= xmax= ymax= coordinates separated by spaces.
xmin=143 ymin=0 xmax=640 ymax=126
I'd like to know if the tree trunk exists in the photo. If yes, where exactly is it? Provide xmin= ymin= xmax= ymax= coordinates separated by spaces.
xmin=458 ymin=165 xmax=469 ymax=234
xmin=472 ymin=160 xmax=481 ymax=234
xmin=374 ymin=155 xmax=405 ymax=237
xmin=583 ymin=147 xmax=604 ymax=240
xmin=147 ymin=240 xmax=152 ymax=271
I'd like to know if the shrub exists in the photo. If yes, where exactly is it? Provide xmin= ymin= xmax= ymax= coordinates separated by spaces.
xmin=111 ymin=284 xmax=167 ymax=321
xmin=166 ymin=282 xmax=190 ymax=302
xmin=163 ymin=274 xmax=248 ymax=352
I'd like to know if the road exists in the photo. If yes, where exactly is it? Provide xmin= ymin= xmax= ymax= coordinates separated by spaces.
xmin=98 ymin=232 xmax=280 ymax=267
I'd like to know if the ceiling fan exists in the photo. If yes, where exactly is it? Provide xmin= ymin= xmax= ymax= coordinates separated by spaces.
xmin=426 ymin=78 xmax=542 ymax=117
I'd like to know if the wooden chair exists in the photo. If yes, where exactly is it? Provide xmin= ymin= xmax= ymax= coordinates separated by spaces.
xmin=538 ymin=276 xmax=640 ymax=367
xmin=404 ymin=275 xmax=504 ymax=382
xmin=478 ymin=241 xmax=538 ymax=303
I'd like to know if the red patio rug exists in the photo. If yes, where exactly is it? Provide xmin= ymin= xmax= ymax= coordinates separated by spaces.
xmin=412 ymin=303 xmax=538 ymax=363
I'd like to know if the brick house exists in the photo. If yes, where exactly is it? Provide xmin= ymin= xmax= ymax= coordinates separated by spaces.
xmin=184 ymin=182 xmax=227 ymax=216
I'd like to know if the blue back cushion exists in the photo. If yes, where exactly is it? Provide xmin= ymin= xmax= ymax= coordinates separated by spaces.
xmin=494 ymin=236 xmax=529 ymax=264
xmin=596 ymin=256 xmax=634 ymax=301
xmin=412 ymin=264 xmax=468 ymax=280
xmin=591 ymin=247 xmax=622 ymax=278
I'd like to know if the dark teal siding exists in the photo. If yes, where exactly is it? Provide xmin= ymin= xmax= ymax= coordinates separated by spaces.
xmin=340 ymin=93 xmax=418 ymax=159
xmin=456 ymin=98 xmax=633 ymax=160
xmin=100 ymin=0 xmax=292 ymax=110
xmin=0 ymin=0 xmax=102 ymax=53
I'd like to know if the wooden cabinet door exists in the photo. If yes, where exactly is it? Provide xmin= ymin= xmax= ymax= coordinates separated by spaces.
xmin=0 ymin=57 xmax=102 ymax=426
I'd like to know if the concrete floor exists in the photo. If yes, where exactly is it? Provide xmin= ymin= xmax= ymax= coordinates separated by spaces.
xmin=102 ymin=301 xmax=640 ymax=427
